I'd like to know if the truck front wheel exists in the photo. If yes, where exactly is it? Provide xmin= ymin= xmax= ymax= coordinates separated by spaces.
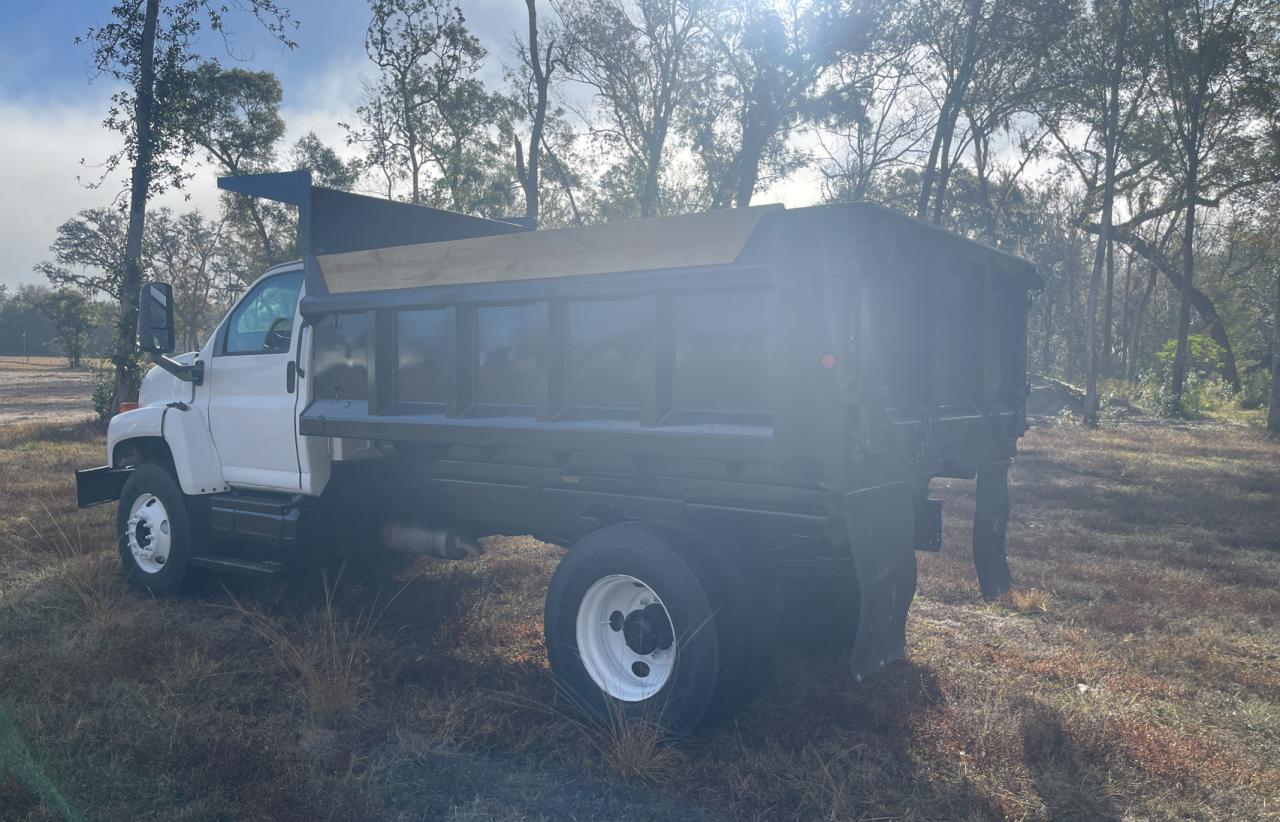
xmin=116 ymin=464 xmax=196 ymax=596
xmin=544 ymin=524 xmax=756 ymax=733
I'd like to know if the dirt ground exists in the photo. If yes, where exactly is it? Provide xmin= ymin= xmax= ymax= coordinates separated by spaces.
xmin=0 ymin=362 xmax=97 ymax=426
xmin=1 ymin=387 xmax=1278 ymax=820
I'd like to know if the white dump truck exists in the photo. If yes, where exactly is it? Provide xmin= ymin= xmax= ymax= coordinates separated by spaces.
xmin=75 ymin=171 xmax=1039 ymax=731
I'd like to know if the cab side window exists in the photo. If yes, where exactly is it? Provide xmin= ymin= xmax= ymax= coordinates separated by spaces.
xmin=223 ymin=271 xmax=304 ymax=355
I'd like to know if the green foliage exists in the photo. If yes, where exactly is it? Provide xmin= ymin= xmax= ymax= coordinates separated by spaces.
xmin=90 ymin=369 xmax=116 ymax=423
xmin=1124 ymin=334 xmax=1237 ymax=416
xmin=92 ymin=355 xmax=145 ymax=423
xmin=1155 ymin=334 xmax=1225 ymax=376
xmin=30 ymin=290 xmax=94 ymax=368
xmin=33 ymin=208 xmax=130 ymax=301
xmin=0 ymin=285 xmax=59 ymax=356
xmin=290 ymin=133 xmax=361 ymax=191
xmin=77 ymin=0 xmax=297 ymax=195
xmin=1133 ymin=370 xmax=1236 ymax=418
xmin=184 ymin=63 xmax=285 ymax=175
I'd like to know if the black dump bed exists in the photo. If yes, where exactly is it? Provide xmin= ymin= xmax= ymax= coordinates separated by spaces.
xmin=297 ymin=201 xmax=1038 ymax=500
xmin=221 ymin=171 xmax=1040 ymax=676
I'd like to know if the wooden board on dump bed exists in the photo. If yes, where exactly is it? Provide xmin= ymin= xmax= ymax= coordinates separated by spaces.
xmin=316 ymin=204 xmax=783 ymax=294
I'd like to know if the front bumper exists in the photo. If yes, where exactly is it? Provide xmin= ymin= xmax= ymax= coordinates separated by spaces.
xmin=74 ymin=465 xmax=132 ymax=508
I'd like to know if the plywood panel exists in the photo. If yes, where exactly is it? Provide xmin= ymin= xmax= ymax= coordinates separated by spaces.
xmin=317 ymin=204 xmax=782 ymax=294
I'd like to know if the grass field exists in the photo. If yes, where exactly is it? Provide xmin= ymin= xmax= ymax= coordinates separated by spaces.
xmin=0 ymin=363 xmax=98 ymax=427
xmin=1 ymin=399 xmax=1278 ymax=819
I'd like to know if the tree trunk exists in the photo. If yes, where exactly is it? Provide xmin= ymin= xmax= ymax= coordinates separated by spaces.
xmin=1105 ymin=223 xmax=1239 ymax=389
xmin=246 ymin=197 xmax=276 ymax=264
xmin=1268 ymin=261 xmax=1280 ymax=436
xmin=641 ymin=144 xmax=662 ymax=218
xmin=1102 ymin=238 xmax=1116 ymax=376
xmin=733 ymin=107 xmax=778 ymax=209
xmin=917 ymin=0 xmax=983 ymax=221
xmin=1041 ymin=296 xmax=1054 ymax=374
xmin=1084 ymin=230 xmax=1106 ymax=426
xmin=1117 ymin=248 xmax=1135 ymax=376
xmin=1169 ymin=150 xmax=1196 ymax=413
xmin=1128 ymin=262 xmax=1158 ymax=380
xmin=916 ymin=109 xmax=948 ymax=220
xmin=919 ymin=0 xmax=983 ymax=222
xmin=972 ymin=123 xmax=997 ymax=243
xmin=112 ymin=0 xmax=160 ymax=413
xmin=1084 ymin=0 xmax=1129 ymax=428
xmin=519 ymin=0 xmax=550 ymax=227
xmin=1128 ymin=266 xmax=1157 ymax=379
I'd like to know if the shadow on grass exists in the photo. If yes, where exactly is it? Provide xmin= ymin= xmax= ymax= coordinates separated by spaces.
xmin=1024 ymin=705 xmax=1121 ymax=822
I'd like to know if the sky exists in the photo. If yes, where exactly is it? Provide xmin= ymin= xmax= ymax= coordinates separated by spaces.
xmin=0 ymin=1 xmax=829 ymax=293
xmin=0 ymin=0 xmax=591 ymax=291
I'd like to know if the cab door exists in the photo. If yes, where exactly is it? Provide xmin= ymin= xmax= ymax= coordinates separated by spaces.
xmin=206 ymin=269 xmax=305 ymax=490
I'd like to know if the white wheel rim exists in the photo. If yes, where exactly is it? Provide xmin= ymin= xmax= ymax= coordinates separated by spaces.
xmin=575 ymin=574 xmax=676 ymax=702
xmin=126 ymin=493 xmax=172 ymax=574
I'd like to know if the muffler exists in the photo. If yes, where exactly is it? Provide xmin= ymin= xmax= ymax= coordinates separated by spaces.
xmin=381 ymin=523 xmax=483 ymax=560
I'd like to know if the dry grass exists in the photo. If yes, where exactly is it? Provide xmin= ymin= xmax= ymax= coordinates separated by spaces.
xmin=1 ymin=505 xmax=127 ymax=630
xmin=227 ymin=569 xmax=391 ymax=727
xmin=1 ymin=411 xmax=1279 ymax=820
xmin=1009 ymin=587 xmax=1053 ymax=613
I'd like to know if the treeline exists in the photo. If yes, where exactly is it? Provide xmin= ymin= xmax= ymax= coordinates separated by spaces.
xmin=30 ymin=0 xmax=1280 ymax=430
xmin=0 ymin=285 xmax=114 ymax=366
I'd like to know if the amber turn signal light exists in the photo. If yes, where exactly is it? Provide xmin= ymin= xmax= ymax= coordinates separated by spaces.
xmin=117 ymin=402 xmax=139 ymax=414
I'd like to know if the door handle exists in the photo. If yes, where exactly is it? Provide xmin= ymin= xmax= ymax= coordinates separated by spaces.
xmin=286 ymin=360 xmax=296 ymax=394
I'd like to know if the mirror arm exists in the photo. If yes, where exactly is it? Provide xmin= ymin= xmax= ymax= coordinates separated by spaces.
xmin=150 ymin=354 xmax=204 ymax=386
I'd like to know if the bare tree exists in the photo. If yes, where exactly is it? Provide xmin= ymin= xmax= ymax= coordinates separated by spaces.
xmin=511 ymin=0 xmax=562 ymax=226
xmin=1154 ymin=0 xmax=1258 ymax=411
xmin=346 ymin=0 xmax=508 ymax=214
xmin=1084 ymin=0 xmax=1131 ymax=427
xmin=813 ymin=10 xmax=931 ymax=202
xmin=147 ymin=209 xmax=230 ymax=351
xmin=557 ymin=0 xmax=709 ymax=218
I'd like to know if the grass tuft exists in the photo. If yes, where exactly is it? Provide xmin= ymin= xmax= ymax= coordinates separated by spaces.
xmin=1009 ymin=587 xmax=1053 ymax=613
xmin=227 ymin=568 xmax=392 ymax=727
xmin=588 ymin=700 xmax=683 ymax=784
xmin=492 ymin=681 xmax=684 ymax=784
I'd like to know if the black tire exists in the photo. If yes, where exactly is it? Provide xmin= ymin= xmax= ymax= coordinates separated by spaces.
xmin=116 ymin=464 xmax=197 ymax=596
xmin=544 ymin=523 xmax=757 ymax=733
xmin=632 ymin=523 xmax=775 ymax=724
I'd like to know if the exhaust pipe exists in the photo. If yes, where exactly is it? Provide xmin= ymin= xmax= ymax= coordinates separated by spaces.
xmin=381 ymin=523 xmax=483 ymax=560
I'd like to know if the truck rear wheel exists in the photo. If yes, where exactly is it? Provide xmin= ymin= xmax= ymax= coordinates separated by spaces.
xmin=116 ymin=464 xmax=197 ymax=596
xmin=544 ymin=524 xmax=764 ymax=733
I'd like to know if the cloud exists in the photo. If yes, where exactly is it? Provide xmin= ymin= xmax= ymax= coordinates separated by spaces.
xmin=0 ymin=52 xmax=367 ymax=292
xmin=0 ymin=92 xmax=230 ymax=291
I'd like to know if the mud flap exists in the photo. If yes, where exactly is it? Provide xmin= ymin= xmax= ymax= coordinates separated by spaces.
xmin=843 ymin=481 xmax=918 ymax=679
xmin=973 ymin=459 xmax=1014 ymax=600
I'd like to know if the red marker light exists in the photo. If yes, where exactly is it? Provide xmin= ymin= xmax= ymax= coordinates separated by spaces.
xmin=820 ymin=353 xmax=837 ymax=369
